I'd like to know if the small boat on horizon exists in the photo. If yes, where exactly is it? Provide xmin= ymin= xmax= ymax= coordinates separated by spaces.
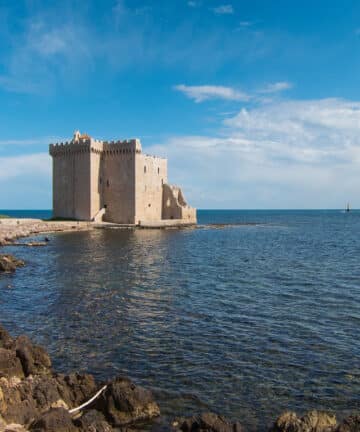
xmin=346 ymin=203 xmax=350 ymax=212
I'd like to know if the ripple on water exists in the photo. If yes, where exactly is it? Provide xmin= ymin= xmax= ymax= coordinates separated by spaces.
xmin=1 ymin=210 xmax=360 ymax=431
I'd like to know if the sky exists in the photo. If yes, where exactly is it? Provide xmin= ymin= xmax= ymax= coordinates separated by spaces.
xmin=1 ymin=0 xmax=360 ymax=209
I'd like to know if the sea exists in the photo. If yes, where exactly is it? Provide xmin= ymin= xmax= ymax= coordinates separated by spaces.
xmin=0 ymin=209 xmax=359 ymax=430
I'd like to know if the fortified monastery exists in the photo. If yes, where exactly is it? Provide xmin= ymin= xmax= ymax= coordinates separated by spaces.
xmin=49 ymin=131 xmax=196 ymax=226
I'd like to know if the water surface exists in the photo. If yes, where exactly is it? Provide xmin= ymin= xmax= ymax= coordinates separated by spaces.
xmin=0 ymin=210 xmax=360 ymax=430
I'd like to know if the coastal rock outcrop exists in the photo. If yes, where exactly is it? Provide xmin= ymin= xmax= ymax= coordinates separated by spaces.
xmin=336 ymin=415 xmax=360 ymax=432
xmin=15 ymin=336 xmax=51 ymax=377
xmin=0 ymin=348 xmax=24 ymax=380
xmin=271 ymin=410 xmax=337 ymax=432
xmin=0 ymin=326 xmax=14 ymax=350
xmin=0 ymin=255 xmax=24 ymax=273
xmin=173 ymin=412 xmax=243 ymax=432
xmin=0 ymin=324 xmax=160 ymax=431
xmin=74 ymin=409 xmax=113 ymax=432
xmin=95 ymin=376 xmax=160 ymax=427
xmin=29 ymin=407 xmax=77 ymax=432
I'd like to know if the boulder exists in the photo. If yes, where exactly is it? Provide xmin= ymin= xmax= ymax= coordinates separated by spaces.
xmin=0 ymin=371 xmax=100 ymax=428
xmin=95 ymin=377 xmax=160 ymax=427
xmin=29 ymin=408 xmax=77 ymax=432
xmin=0 ymin=256 xmax=24 ymax=273
xmin=0 ymin=377 xmax=38 ymax=426
xmin=15 ymin=336 xmax=51 ymax=377
xmin=31 ymin=375 xmax=69 ymax=412
xmin=0 ymin=349 xmax=24 ymax=380
xmin=175 ymin=412 xmax=242 ymax=432
xmin=303 ymin=411 xmax=337 ymax=432
xmin=55 ymin=373 xmax=98 ymax=408
xmin=336 ymin=415 xmax=360 ymax=432
xmin=271 ymin=410 xmax=337 ymax=432
xmin=74 ymin=410 xmax=113 ymax=432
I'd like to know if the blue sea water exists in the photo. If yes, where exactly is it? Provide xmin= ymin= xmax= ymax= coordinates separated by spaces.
xmin=0 ymin=209 xmax=52 ymax=219
xmin=0 ymin=209 xmax=360 ymax=430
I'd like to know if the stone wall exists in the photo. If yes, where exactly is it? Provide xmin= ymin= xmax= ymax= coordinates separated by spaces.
xmin=135 ymin=154 xmax=168 ymax=224
xmin=89 ymin=140 xmax=103 ymax=220
xmin=162 ymin=184 xmax=197 ymax=223
xmin=52 ymin=151 xmax=92 ymax=220
xmin=101 ymin=151 xmax=136 ymax=224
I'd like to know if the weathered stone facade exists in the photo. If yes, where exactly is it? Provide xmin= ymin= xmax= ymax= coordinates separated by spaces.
xmin=49 ymin=131 xmax=196 ymax=225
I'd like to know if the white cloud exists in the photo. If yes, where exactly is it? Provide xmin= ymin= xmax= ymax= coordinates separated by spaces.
xmin=212 ymin=5 xmax=234 ymax=14
xmin=174 ymin=84 xmax=249 ymax=102
xmin=187 ymin=1 xmax=199 ymax=7
xmin=146 ymin=98 xmax=360 ymax=208
xmin=259 ymin=81 xmax=293 ymax=94
xmin=225 ymin=98 xmax=360 ymax=134
xmin=0 ymin=153 xmax=50 ymax=180
xmin=0 ymin=16 xmax=94 ymax=94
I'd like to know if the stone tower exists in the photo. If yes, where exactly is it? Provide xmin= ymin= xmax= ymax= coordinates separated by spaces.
xmin=49 ymin=131 xmax=196 ymax=225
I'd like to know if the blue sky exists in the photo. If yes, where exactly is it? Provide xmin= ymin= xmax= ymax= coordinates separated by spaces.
xmin=1 ymin=0 xmax=360 ymax=209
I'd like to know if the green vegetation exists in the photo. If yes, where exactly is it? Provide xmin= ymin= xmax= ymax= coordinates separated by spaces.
xmin=0 ymin=214 xmax=10 ymax=219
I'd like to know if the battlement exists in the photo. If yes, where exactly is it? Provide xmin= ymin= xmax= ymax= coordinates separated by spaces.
xmin=49 ymin=132 xmax=142 ymax=157
xmin=103 ymin=138 xmax=142 ymax=155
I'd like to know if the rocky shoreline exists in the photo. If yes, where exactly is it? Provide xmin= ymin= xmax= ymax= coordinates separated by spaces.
xmin=0 ymin=324 xmax=359 ymax=432
xmin=0 ymin=219 xmax=92 ymax=247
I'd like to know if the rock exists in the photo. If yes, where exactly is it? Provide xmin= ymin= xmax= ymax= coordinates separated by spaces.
xmin=303 ymin=410 xmax=337 ymax=432
xmin=4 ymin=424 xmax=29 ymax=432
xmin=74 ymin=410 xmax=113 ymax=432
xmin=336 ymin=415 xmax=360 ymax=432
xmin=0 ymin=377 xmax=38 ymax=426
xmin=176 ymin=412 xmax=242 ymax=432
xmin=29 ymin=408 xmax=77 ymax=432
xmin=271 ymin=411 xmax=302 ymax=432
xmin=0 ymin=326 xmax=14 ymax=350
xmin=55 ymin=373 xmax=98 ymax=408
xmin=0 ymin=256 xmax=24 ymax=273
xmin=31 ymin=376 xmax=69 ymax=412
xmin=0 ymin=414 xmax=7 ymax=429
xmin=15 ymin=336 xmax=51 ymax=377
xmin=0 ymin=371 xmax=98 ymax=427
xmin=95 ymin=377 xmax=160 ymax=427
xmin=0 ymin=374 xmax=62 ymax=426
xmin=0 ymin=349 xmax=24 ymax=380
xmin=271 ymin=410 xmax=337 ymax=432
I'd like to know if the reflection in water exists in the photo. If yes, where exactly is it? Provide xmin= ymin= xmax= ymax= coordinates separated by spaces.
xmin=1 ymin=210 xmax=360 ymax=431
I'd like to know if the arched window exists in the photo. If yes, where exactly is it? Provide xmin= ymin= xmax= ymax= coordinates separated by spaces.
xmin=144 ymin=166 xmax=147 ymax=173
xmin=158 ymin=167 xmax=160 ymax=174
